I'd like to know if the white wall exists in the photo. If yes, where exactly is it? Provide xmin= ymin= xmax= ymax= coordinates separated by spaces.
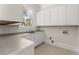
xmin=0 ymin=4 xmax=23 ymax=21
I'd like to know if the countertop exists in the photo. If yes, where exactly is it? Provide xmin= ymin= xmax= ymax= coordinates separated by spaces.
xmin=0 ymin=33 xmax=34 ymax=55
xmin=0 ymin=30 xmax=44 ymax=36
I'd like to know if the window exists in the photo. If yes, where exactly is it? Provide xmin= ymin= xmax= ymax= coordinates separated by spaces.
xmin=21 ymin=9 xmax=32 ymax=27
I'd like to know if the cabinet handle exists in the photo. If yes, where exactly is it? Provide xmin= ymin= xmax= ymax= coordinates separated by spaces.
xmin=63 ymin=30 xmax=68 ymax=34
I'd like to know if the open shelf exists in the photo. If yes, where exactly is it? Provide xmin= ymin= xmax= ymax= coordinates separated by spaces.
xmin=0 ymin=20 xmax=21 ymax=25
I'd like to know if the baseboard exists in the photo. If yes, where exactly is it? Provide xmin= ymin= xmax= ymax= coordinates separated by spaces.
xmin=52 ymin=42 xmax=78 ymax=53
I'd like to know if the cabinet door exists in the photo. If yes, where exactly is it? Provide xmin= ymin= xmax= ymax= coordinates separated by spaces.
xmin=37 ymin=9 xmax=51 ymax=26
xmin=66 ymin=5 xmax=78 ymax=25
xmin=43 ymin=9 xmax=51 ymax=26
xmin=37 ymin=11 xmax=44 ymax=26
xmin=57 ymin=5 xmax=66 ymax=25
xmin=50 ymin=7 xmax=59 ymax=25
xmin=36 ymin=12 xmax=40 ymax=26
xmin=34 ymin=32 xmax=45 ymax=45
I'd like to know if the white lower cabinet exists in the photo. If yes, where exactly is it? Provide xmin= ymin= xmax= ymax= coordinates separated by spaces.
xmin=23 ymin=31 xmax=45 ymax=47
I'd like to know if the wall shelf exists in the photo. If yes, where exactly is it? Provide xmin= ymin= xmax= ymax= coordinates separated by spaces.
xmin=0 ymin=20 xmax=21 ymax=25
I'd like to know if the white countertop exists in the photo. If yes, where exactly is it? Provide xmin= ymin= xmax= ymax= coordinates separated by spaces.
xmin=0 ymin=34 xmax=34 ymax=55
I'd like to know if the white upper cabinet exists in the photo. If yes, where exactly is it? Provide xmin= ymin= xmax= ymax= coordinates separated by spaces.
xmin=57 ymin=5 xmax=67 ymax=25
xmin=36 ymin=5 xmax=79 ymax=26
xmin=66 ymin=5 xmax=78 ymax=25
xmin=43 ymin=9 xmax=51 ymax=26
xmin=50 ymin=5 xmax=67 ymax=25
xmin=37 ymin=9 xmax=51 ymax=26
xmin=50 ymin=7 xmax=58 ymax=25
xmin=37 ymin=11 xmax=44 ymax=26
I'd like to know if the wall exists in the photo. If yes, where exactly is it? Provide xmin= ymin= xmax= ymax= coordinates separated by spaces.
xmin=38 ymin=26 xmax=78 ymax=52
xmin=0 ymin=4 xmax=23 ymax=21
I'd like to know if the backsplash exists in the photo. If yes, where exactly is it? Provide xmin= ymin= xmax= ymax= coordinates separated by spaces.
xmin=38 ymin=26 xmax=78 ymax=47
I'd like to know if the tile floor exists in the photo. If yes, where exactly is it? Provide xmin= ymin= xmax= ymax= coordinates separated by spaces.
xmin=34 ymin=43 xmax=78 ymax=55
